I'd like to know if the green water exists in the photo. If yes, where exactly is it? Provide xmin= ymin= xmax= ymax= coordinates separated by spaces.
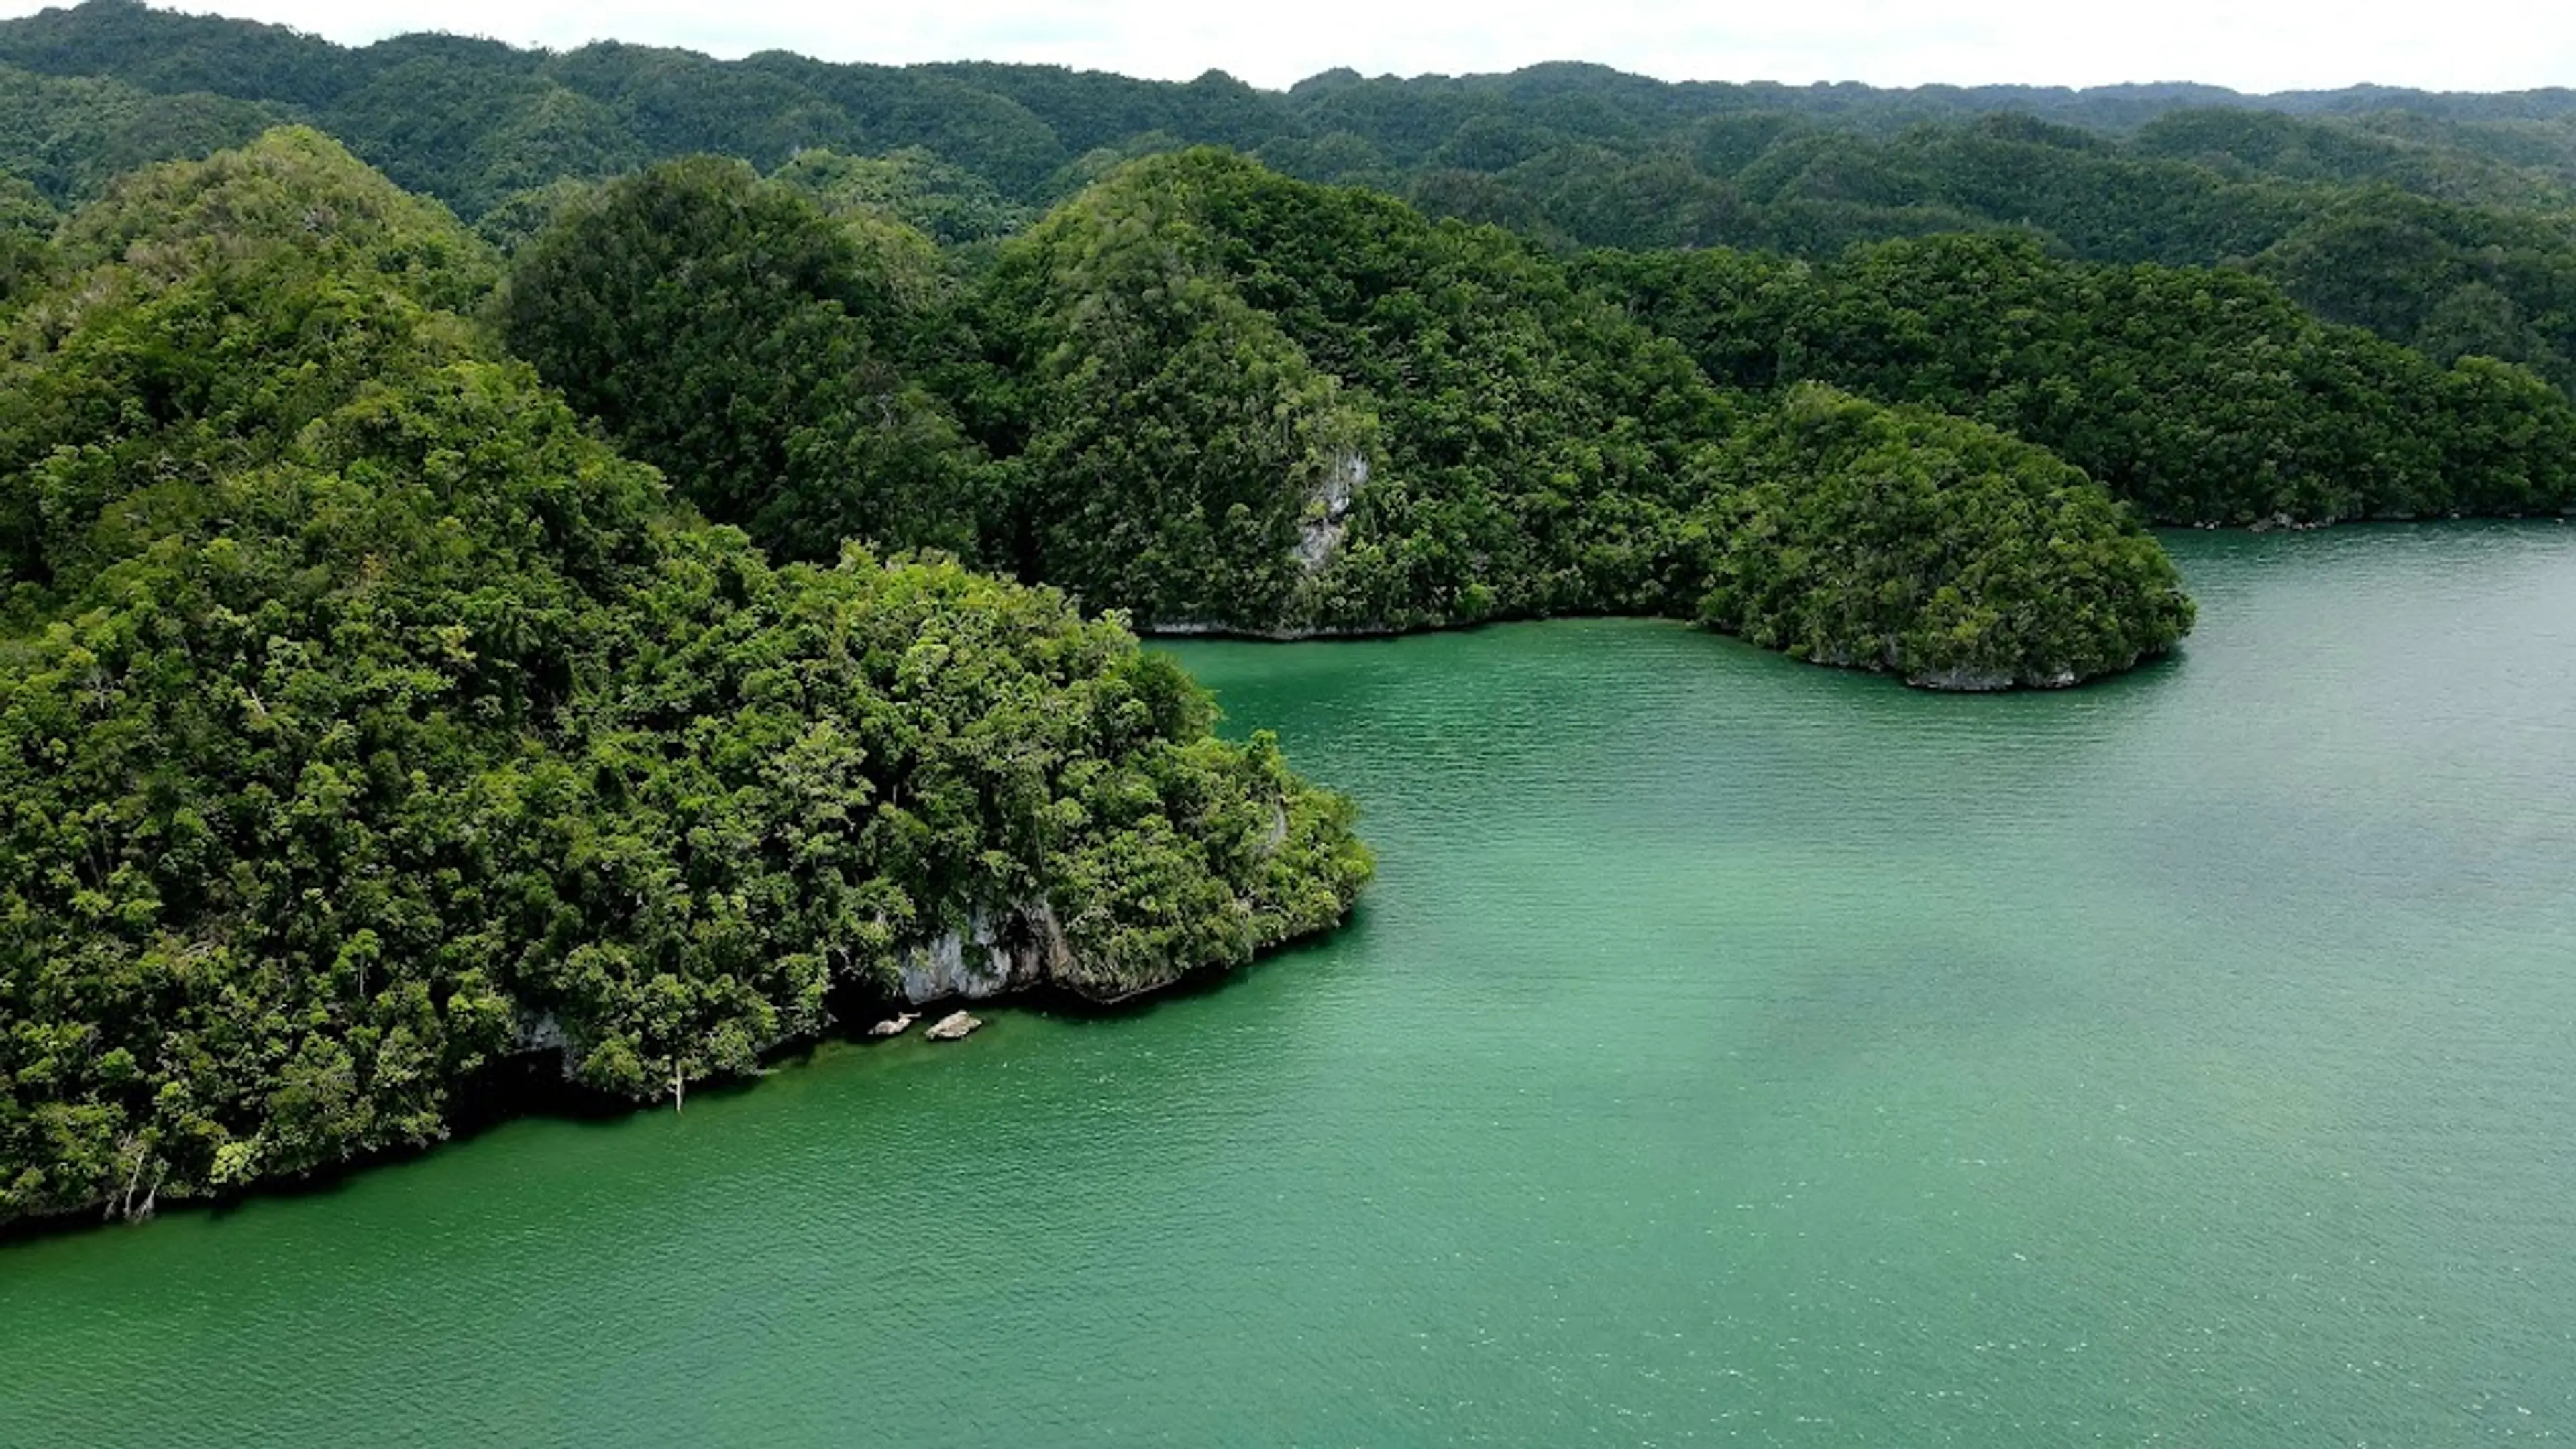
xmin=5 ymin=525 xmax=2575 ymax=1446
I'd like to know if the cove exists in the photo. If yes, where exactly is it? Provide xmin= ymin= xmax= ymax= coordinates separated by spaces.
xmin=3 ymin=524 xmax=2573 ymax=1445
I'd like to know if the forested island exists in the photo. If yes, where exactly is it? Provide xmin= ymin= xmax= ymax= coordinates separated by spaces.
xmin=4 ymin=0 xmax=2575 ymax=1228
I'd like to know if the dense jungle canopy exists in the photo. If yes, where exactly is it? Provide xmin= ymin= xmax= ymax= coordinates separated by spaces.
xmin=7 ymin=0 xmax=2576 ymax=389
xmin=0 ymin=132 xmax=1369 ymax=1226
xmin=3 ymin=1 xmax=2575 ymax=1228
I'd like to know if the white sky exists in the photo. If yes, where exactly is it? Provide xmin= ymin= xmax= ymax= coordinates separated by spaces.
xmin=6 ymin=0 xmax=2573 ymax=94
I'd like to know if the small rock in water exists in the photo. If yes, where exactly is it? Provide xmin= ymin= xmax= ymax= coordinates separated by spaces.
xmin=867 ymin=1013 xmax=919 ymax=1038
xmin=924 ymin=1010 xmax=982 ymax=1042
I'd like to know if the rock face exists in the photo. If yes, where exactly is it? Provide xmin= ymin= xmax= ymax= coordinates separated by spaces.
xmin=896 ymin=899 xmax=1074 ymax=1004
xmin=1295 ymin=449 xmax=1365 ymax=570
xmin=924 ymin=1011 xmax=982 ymax=1042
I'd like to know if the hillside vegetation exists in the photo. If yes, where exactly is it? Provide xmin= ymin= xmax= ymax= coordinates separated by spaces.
xmin=498 ymin=148 xmax=2198 ymax=678
xmin=0 ymin=133 xmax=1369 ymax=1226
xmin=1585 ymin=235 xmax=2576 ymax=523
xmin=7 ymin=6 xmax=2576 ymax=1230
xmin=7 ymin=1 xmax=2576 ymax=388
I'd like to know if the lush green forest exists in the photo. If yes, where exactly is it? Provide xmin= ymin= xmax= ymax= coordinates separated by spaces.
xmin=1686 ymin=386 xmax=2190 ymax=686
xmin=7 ymin=1 xmax=2576 ymax=386
xmin=1584 ymin=236 xmax=2576 ymax=523
xmin=494 ymin=147 xmax=2196 ymax=676
xmin=0 ymin=133 xmax=1369 ymax=1226
xmin=5 ymin=2 xmax=2576 ymax=1229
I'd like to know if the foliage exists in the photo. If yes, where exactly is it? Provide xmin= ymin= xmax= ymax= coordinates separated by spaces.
xmin=978 ymin=150 xmax=1735 ymax=631
xmin=1587 ymin=234 xmax=2576 ymax=523
xmin=978 ymin=170 xmax=1377 ymax=629
xmin=1688 ymin=385 xmax=2194 ymax=686
xmin=0 ymin=170 xmax=52 ymax=311
xmin=2250 ymin=187 xmax=2576 ymax=392
xmin=488 ymin=144 xmax=2202 ymax=688
xmin=11 ymin=1 xmax=2576 ymax=390
xmin=500 ymin=157 xmax=994 ymax=563
xmin=0 ymin=131 xmax=1368 ymax=1228
xmin=0 ymin=60 xmax=288 ymax=203
xmin=468 ymin=176 xmax=595 ymax=254
xmin=0 ymin=168 xmax=56 ymax=230
xmin=1 ymin=125 xmax=498 ymax=598
xmin=773 ymin=146 xmax=1036 ymax=245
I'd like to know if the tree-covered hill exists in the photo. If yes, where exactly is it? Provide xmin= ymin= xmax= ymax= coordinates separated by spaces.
xmin=500 ymin=148 xmax=2196 ymax=683
xmin=492 ymin=146 xmax=2564 ymax=656
xmin=9 ymin=0 xmax=2575 ymax=202
xmin=0 ymin=131 xmax=1371 ymax=1227
xmin=6 ymin=0 xmax=2576 ymax=387
xmin=989 ymin=152 xmax=2198 ymax=680
xmin=0 ymin=58 xmax=288 ymax=201
xmin=1686 ymin=386 xmax=2193 ymax=688
xmin=1585 ymin=234 xmax=2576 ymax=523
xmin=969 ymin=150 xmax=1734 ymax=632
xmin=496 ymin=155 xmax=996 ymax=566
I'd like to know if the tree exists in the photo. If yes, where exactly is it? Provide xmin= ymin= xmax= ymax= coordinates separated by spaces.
xmin=502 ymin=156 xmax=995 ymax=562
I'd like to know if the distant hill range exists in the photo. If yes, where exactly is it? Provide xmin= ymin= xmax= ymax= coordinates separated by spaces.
xmin=5 ymin=0 xmax=2575 ymax=390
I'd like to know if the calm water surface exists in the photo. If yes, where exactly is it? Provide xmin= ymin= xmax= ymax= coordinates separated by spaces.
xmin=5 ymin=526 xmax=2574 ymax=1445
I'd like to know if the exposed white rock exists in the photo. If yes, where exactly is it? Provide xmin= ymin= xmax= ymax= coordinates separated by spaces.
xmin=924 ymin=1010 xmax=983 ymax=1042
xmin=514 ymin=1011 xmax=568 ymax=1055
xmin=1295 ymin=449 xmax=1366 ymax=570
xmin=896 ymin=898 xmax=1073 ymax=1004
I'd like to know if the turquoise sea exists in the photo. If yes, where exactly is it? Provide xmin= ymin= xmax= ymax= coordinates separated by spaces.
xmin=4 ymin=525 xmax=2573 ymax=1445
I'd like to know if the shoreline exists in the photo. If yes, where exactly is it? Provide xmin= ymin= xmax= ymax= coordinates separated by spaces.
xmin=0 ymin=905 xmax=1362 ymax=1248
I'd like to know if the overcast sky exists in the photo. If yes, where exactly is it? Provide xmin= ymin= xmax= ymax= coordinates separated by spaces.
xmin=7 ymin=0 xmax=2573 ymax=93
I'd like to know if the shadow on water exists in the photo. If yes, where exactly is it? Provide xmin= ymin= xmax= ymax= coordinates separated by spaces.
xmin=0 ymin=906 xmax=1367 ymax=1251
xmin=0 ymin=1052 xmax=639 ymax=1250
